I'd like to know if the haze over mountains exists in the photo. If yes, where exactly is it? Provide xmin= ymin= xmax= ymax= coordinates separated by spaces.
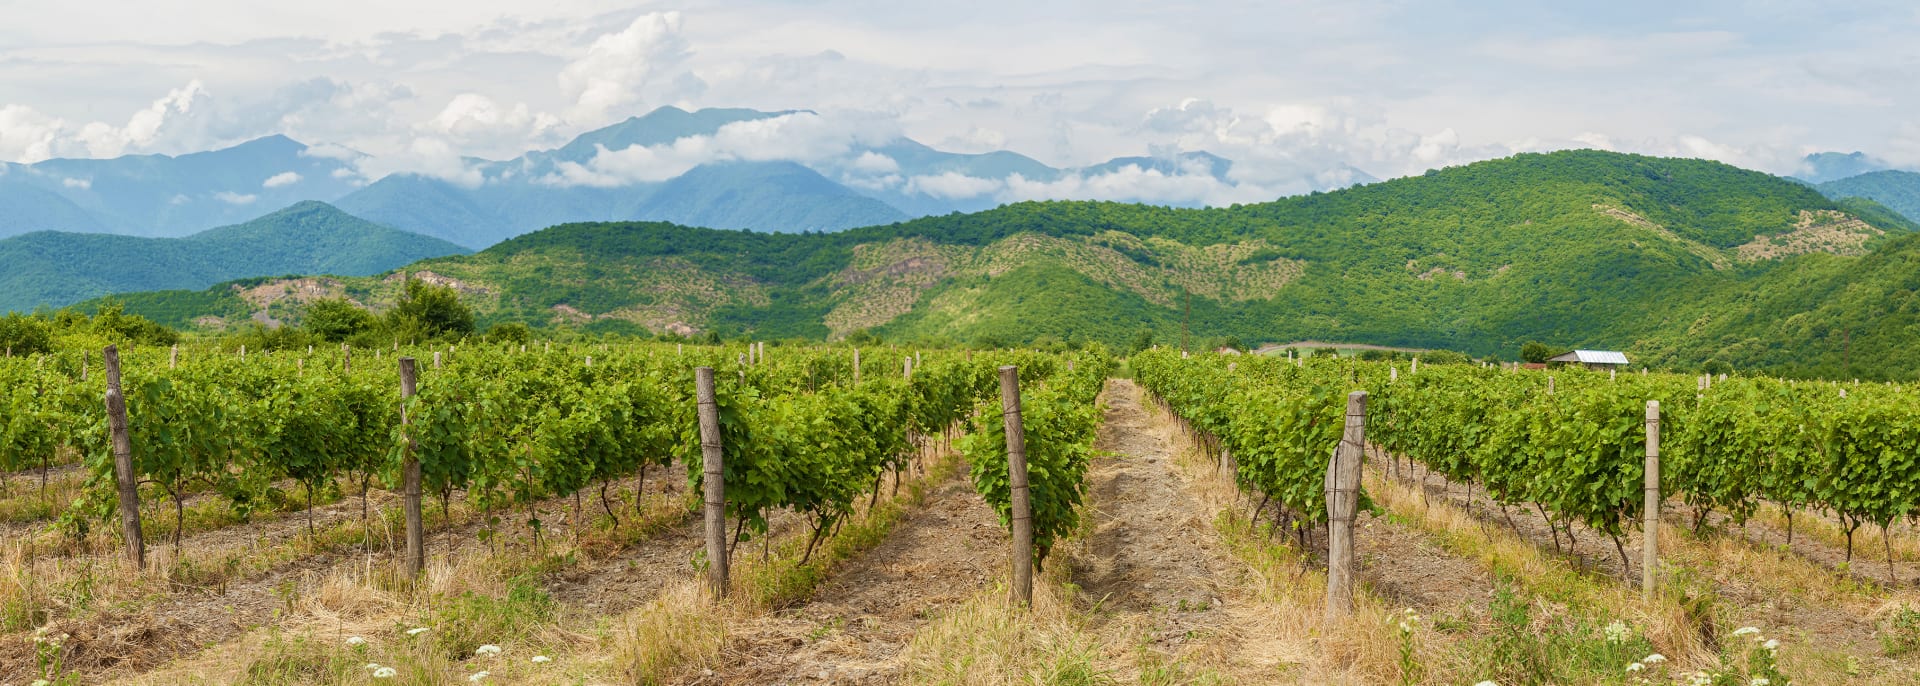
xmin=0 ymin=106 xmax=1351 ymax=251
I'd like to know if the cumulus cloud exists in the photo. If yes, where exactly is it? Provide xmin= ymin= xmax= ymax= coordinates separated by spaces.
xmin=427 ymin=93 xmax=562 ymax=149
xmin=544 ymin=110 xmax=896 ymax=186
xmin=905 ymin=172 xmax=1002 ymax=199
xmin=0 ymin=81 xmax=210 ymax=162
xmin=262 ymin=171 xmax=301 ymax=188
xmin=849 ymin=151 xmax=899 ymax=174
xmin=215 ymin=191 xmax=257 ymax=204
xmin=559 ymin=12 xmax=691 ymax=124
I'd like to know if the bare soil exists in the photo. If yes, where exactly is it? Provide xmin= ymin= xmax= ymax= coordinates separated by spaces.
xmin=700 ymin=461 xmax=1001 ymax=684
xmin=1385 ymin=456 xmax=1898 ymax=662
xmin=0 ymin=469 xmax=684 ymax=683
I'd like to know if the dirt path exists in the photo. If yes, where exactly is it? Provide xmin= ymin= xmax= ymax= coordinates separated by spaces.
xmin=1067 ymin=380 xmax=1241 ymax=644
xmin=703 ymin=461 xmax=1001 ymax=684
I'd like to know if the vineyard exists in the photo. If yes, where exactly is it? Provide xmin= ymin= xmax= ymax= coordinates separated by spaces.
xmin=2 ymin=343 xmax=1920 ymax=684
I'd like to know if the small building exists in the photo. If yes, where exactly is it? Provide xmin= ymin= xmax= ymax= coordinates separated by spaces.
xmin=1547 ymin=350 xmax=1630 ymax=370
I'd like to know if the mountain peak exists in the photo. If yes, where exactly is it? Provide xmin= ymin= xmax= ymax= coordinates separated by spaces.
xmin=1797 ymin=151 xmax=1888 ymax=184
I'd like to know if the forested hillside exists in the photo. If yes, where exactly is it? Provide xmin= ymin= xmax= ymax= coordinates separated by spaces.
xmin=0 ymin=201 xmax=466 ymax=312
xmin=100 ymin=150 xmax=1920 ymax=377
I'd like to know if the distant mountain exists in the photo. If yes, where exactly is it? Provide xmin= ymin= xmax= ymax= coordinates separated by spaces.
xmin=0 ymin=105 xmax=1386 ymax=248
xmin=0 ymin=135 xmax=362 ymax=239
xmin=638 ymin=161 xmax=907 ymax=231
xmin=0 ymin=201 xmax=466 ymax=313
xmin=105 ymin=150 xmax=1920 ymax=379
xmin=1818 ymin=170 xmax=1920 ymax=224
xmin=1795 ymin=151 xmax=1889 ymax=184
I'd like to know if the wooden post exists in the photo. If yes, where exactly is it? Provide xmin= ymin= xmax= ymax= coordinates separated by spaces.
xmin=1547 ymin=375 xmax=1555 ymax=395
xmin=433 ymin=351 xmax=442 ymax=369
xmin=240 ymin=345 xmax=246 ymax=361
xmin=169 ymin=345 xmax=178 ymax=369
xmin=904 ymin=356 xmax=913 ymax=380
xmin=1390 ymin=366 xmax=1397 ymax=382
xmin=296 ymin=358 xmax=304 ymax=373
xmin=1000 ymin=366 xmax=1034 ymax=607
xmin=399 ymin=358 xmax=425 ymax=577
xmin=852 ymin=348 xmax=861 ymax=385
xmin=585 ymin=355 xmax=592 ymax=368
xmin=103 ymin=345 xmax=144 ymax=569
xmin=1411 ymin=357 xmax=1419 ymax=374
xmin=695 ymin=367 xmax=729 ymax=599
xmin=1643 ymin=400 xmax=1660 ymax=603
xmin=1325 ymin=391 xmax=1367 ymax=620
xmin=342 ymin=343 xmax=351 ymax=374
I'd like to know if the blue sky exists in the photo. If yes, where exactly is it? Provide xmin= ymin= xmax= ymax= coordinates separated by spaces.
xmin=0 ymin=0 xmax=1914 ymax=196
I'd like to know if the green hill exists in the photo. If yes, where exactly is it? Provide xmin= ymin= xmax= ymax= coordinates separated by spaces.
xmin=103 ymin=150 xmax=1920 ymax=377
xmin=0 ymin=201 xmax=467 ymax=313
xmin=1818 ymin=170 xmax=1920 ymax=224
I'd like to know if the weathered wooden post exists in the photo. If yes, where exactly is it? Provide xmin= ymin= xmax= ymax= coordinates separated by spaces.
xmin=169 ymin=345 xmax=178 ymax=369
xmin=695 ymin=367 xmax=729 ymax=599
xmin=433 ymin=351 xmax=442 ymax=369
xmin=904 ymin=356 xmax=913 ymax=380
xmin=1325 ymin=390 xmax=1367 ymax=620
xmin=852 ymin=348 xmax=862 ymax=384
xmin=1643 ymin=400 xmax=1660 ymax=603
xmin=103 ymin=345 xmax=144 ymax=569
xmin=1000 ymin=365 xmax=1034 ymax=607
xmin=399 ymin=358 xmax=425 ymax=576
xmin=1411 ymin=357 xmax=1419 ymax=374
xmin=342 ymin=343 xmax=352 ymax=374
xmin=239 ymin=345 xmax=246 ymax=361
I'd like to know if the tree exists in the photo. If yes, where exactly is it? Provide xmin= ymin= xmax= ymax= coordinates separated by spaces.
xmin=0 ymin=313 xmax=52 ymax=355
xmin=303 ymin=298 xmax=377 ymax=342
xmin=1520 ymin=341 xmax=1562 ymax=363
xmin=1127 ymin=328 xmax=1155 ymax=355
xmin=386 ymin=278 xmax=474 ymax=341
xmin=89 ymin=300 xmax=179 ymax=346
xmin=485 ymin=321 xmax=532 ymax=344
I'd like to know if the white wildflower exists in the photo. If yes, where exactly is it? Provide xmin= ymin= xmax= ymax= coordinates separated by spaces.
xmin=373 ymin=666 xmax=398 ymax=679
xmin=1626 ymin=662 xmax=1645 ymax=672
xmin=1398 ymin=620 xmax=1413 ymax=632
xmin=475 ymin=644 xmax=502 ymax=657
xmin=1731 ymin=626 xmax=1760 ymax=637
xmin=1474 ymin=682 xmax=1499 ymax=686
xmin=365 ymin=663 xmax=382 ymax=671
xmin=1604 ymin=620 xmax=1631 ymax=643
xmin=406 ymin=627 xmax=431 ymax=636
xmin=1687 ymin=672 xmax=1713 ymax=686
xmin=1762 ymin=638 xmax=1780 ymax=651
xmin=1750 ymin=679 xmax=1769 ymax=686
xmin=33 ymin=680 xmax=52 ymax=686
xmin=469 ymin=671 xmax=490 ymax=682
xmin=531 ymin=655 xmax=553 ymax=664
xmin=346 ymin=636 xmax=368 ymax=647
xmin=1642 ymin=653 xmax=1667 ymax=664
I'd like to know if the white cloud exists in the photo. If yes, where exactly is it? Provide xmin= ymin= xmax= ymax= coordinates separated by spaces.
xmin=905 ymin=172 xmax=1001 ymax=199
xmin=849 ymin=151 xmax=899 ymax=174
xmin=61 ymin=177 xmax=90 ymax=189
xmin=215 ymin=191 xmax=258 ymax=204
xmin=262 ymin=171 xmax=302 ymax=188
xmin=545 ymin=110 xmax=896 ymax=186
xmin=0 ymin=105 xmax=63 ymax=163
xmin=559 ymin=12 xmax=691 ymax=123
xmin=427 ymin=93 xmax=562 ymax=149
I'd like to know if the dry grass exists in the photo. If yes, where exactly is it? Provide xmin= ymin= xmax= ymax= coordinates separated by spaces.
xmin=899 ymin=579 xmax=1110 ymax=685
xmin=1366 ymin=472 xmax=1704 ymax=660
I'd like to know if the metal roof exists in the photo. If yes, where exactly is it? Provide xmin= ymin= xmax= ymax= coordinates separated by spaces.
xmin=1548 ymin=350 xmax=1630 ymax=365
